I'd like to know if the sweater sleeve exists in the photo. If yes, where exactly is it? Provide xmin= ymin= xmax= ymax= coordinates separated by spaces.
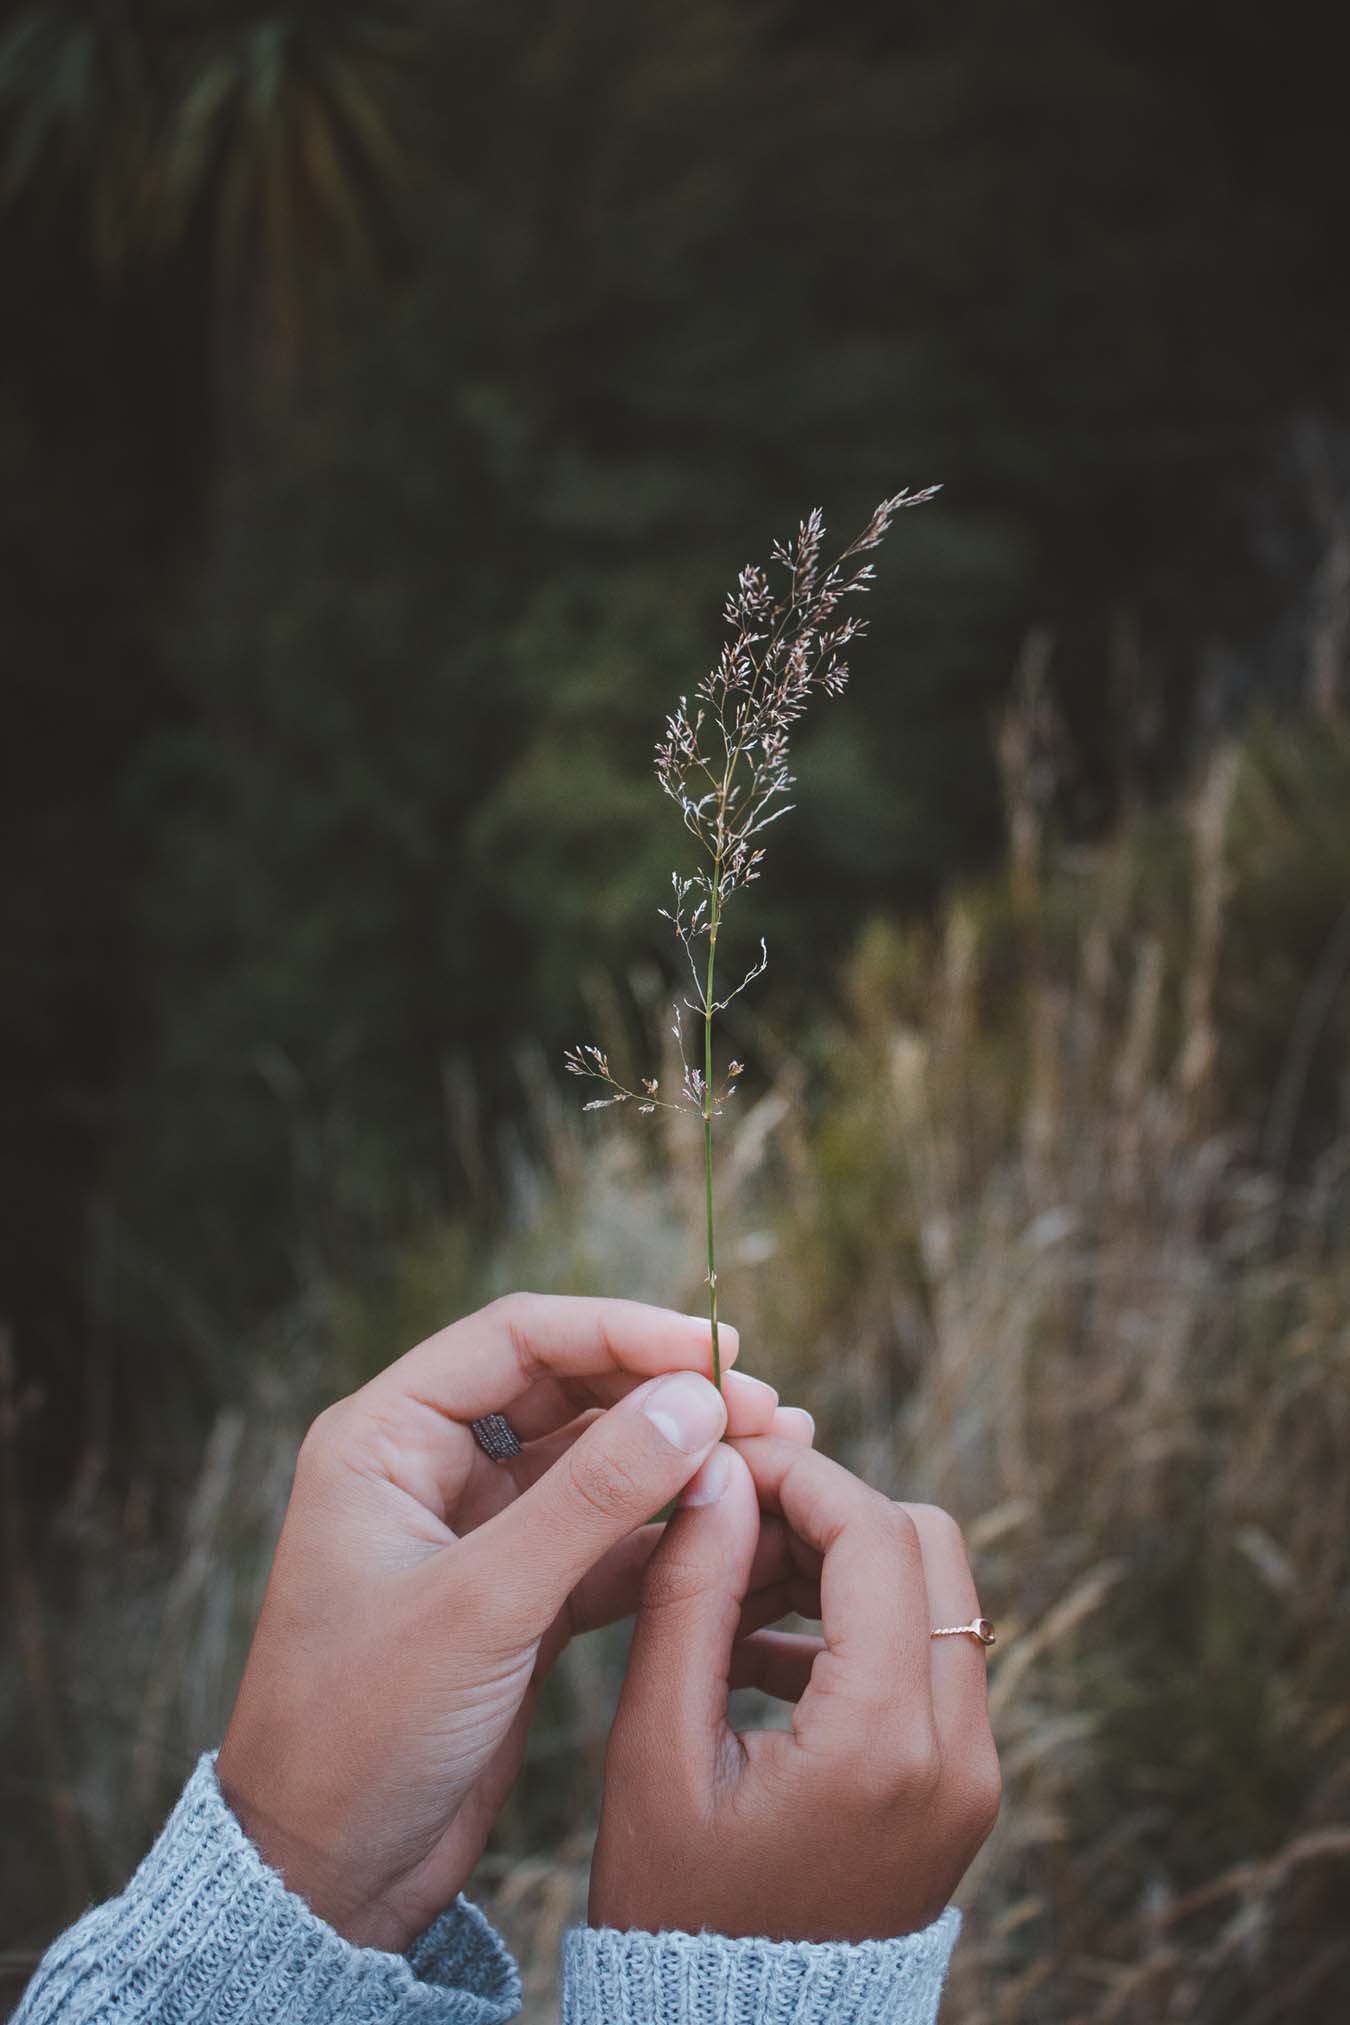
xmin=13 ymin=1755 xmax=522 ymax=2025
xmin=561 ymin=1910 xmax=961 ymax=2025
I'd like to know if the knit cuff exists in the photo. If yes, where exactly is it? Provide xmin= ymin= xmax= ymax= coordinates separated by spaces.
xmin=562 ymin=1909 xmax=960 ymax=2025
xmin=15 ymin=1754 xmax=521 ymax=2025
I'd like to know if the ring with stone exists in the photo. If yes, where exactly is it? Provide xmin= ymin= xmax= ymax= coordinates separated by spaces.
xmin=930 ymin=1617 xmax=996 ymax=1647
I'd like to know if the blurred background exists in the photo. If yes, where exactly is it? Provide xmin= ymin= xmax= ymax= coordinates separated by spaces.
xmin=2 ymin=2 xmax=1349 ymax=2018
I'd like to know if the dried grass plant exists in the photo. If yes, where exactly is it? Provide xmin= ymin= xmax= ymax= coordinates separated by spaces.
xmin=564 ymin=492 xmax=937 ymax=1382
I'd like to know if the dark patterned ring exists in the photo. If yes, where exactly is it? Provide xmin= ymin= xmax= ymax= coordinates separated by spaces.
xmin=470 ymin=1412 xmax=524 ymax=1463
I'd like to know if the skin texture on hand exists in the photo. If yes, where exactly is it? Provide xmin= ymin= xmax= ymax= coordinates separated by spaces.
xmin=589 ymin=1436 xmax=1002 ymax=1944
xmin=215 ymin=1293 xmax=812 ymax=1955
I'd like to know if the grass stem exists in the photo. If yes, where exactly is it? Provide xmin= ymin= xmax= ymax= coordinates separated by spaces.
xmin=703 ymin=878 xmax=721 ymax=1388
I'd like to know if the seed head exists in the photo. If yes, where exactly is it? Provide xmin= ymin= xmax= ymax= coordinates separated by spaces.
xmin=569 ymin=489 xmax=937 ymax=1117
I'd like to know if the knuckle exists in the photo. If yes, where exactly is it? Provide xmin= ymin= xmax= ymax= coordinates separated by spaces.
xmin=297 ymin=1401 xmax=349 ymax=1472
xmin=641 ymin=1550 xmax=714 ymax=1615
xmin=567 ymin=1441 xmax=644 ymax=1524
xmin=963 ymin=1737 xmax=1004 ymax=1837
xmin=882 ymin=1719 xmax=943 ymax=1805
xmin=484 ymin=1291 xmax=544 ymax=1377
xmin=833 ymin=1702 xmax=941 ymax=1809
xmin=486 ymin=1289 xmax=538 ymax=1324
xmin=906 ymin=1502 xmax=968 ymax=1558
xmin=878 ymin=1501 xmax=922 ymax=1559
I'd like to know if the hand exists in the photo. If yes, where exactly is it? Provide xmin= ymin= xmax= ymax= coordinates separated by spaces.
xmin=217 ymin=1294 xmax=813 ymax=1953
xmin=589 ymin=1436 xmax=1001 ymax=1943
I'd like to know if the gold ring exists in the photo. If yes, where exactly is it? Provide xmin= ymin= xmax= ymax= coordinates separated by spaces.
xmin=930 ymin=1617 xmax=996 ymax=1647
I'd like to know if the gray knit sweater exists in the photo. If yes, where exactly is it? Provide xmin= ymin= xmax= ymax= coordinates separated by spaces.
xmin=14 ymin=1757 xmax=960 ymax=2024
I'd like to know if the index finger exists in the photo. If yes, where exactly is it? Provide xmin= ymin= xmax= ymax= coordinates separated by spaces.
xmin=367 ymin=1292 xmax=738 ymax=1422
xmin=730 ymin=1435 xmax=932 ymax=1744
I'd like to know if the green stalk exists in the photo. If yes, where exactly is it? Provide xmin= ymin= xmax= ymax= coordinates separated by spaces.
xmin=703 ymin=874 xmax=721 ymax=1388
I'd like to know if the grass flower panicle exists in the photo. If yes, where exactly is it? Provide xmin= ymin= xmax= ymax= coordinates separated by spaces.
xmin=564 ymin=489 xmax=938 ymax=1383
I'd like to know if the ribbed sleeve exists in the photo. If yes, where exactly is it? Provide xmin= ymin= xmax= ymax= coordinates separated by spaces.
xmin=13 ymin=1755 xmax=521 ymax=2025
xmin=561 ymin=1910 xmax=961 ymax=2025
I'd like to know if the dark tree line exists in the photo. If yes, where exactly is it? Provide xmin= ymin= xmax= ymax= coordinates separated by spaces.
xmin=3 ymin=0 xmax=1347 ymax=1489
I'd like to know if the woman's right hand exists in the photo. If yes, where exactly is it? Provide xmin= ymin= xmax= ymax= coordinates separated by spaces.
xmin=589 ymin=1436 xmax=1001 ymax=1944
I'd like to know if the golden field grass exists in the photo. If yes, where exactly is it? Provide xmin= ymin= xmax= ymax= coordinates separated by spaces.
xmin=5 ymin=715 xmax=1349 ymax=2023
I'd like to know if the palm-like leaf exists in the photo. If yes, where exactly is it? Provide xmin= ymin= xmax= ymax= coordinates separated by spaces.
xmin=0 ymin=4 xmax=153 ymax=266
xmin=155 ymin=11 xmax=416 ymax=340
xmin=0 ymin=4 xmax=416 ymax=342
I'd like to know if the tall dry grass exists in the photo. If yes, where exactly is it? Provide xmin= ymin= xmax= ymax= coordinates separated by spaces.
xmin=4 ymin=713 xmax=1349 ymax=2023
xmin=469 ymin=713 xmax=1350 ymax=2021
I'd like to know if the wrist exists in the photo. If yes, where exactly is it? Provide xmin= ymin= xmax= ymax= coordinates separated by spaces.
xmin=215 ymin=1747 xmax=408 ymax=1952
xmin=25 ymin=1753 xmax=523 ymax=2023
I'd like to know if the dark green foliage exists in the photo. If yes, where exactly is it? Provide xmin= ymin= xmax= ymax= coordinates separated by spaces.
xmin=3 ymin=2 xmax=1350 ymax=1492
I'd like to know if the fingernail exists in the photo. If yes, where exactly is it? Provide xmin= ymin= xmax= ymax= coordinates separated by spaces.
xmin=643 ymin=1372 xmax=727 ymax=1453
xmin=724 ymin=1370 xmax=778 ymax=1408
xmin=777 ymin=1406 xmax=815 ymax=1441
xmin=679 ymin=1445 xmax=731 ymax=1506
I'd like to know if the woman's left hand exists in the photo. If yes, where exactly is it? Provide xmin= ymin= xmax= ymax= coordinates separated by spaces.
xmin=216 ymin=1293 xmax=810 ymax=1953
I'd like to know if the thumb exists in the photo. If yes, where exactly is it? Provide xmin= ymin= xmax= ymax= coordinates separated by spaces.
xmin=466 ymin=1372 xmax=727 ymax=1636
xmin=611 ymin=1442 xmax=761 ymax=1781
